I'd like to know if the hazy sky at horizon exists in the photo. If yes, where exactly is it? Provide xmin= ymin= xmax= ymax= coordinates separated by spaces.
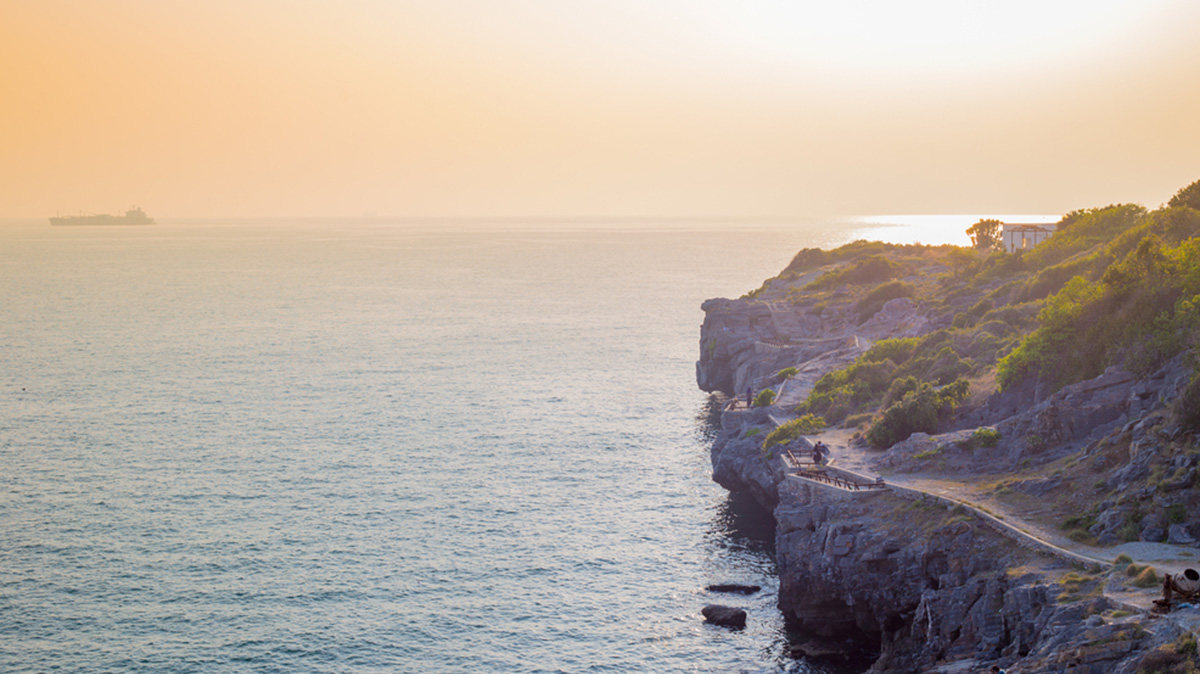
xmin=4 ymin=0 xmax=1200 ymax=218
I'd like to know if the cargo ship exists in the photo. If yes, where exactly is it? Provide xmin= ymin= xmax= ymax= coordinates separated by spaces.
xmin=50 ymin=207 xmax=154 ymax=226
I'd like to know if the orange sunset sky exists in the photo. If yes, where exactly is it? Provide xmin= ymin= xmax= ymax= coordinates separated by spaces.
xmin=3 ymin=0 xmax=1200 ymax=218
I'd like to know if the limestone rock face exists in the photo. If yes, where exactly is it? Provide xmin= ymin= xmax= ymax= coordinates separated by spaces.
xmin=769 ymin=477 xmax=1189 ymax=673
xmin=709 ymin=407 xmax=797 ymax=512
xmin=696 ymin=290 xmax=936 ymax=398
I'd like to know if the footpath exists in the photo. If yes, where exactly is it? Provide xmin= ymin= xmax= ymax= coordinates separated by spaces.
xmin=779 ymin=424 xmax=1200 ymax=609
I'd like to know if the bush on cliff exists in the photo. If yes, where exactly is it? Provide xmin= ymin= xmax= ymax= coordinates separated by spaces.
xmin=1169 ymin=178 xmax=1200 ymax=210
xmin=865 ymin=379 xmax=969 ymax=448
xmin=795 ymin=332 xmax=986 ymax=425
xmin=998 ymin=233 xmax=1200 ymax=392
xmin=968 ymin=427 xmax=1001 ymax=449
xmin=796 ymin=358 xmax=898 ymax=424
xmin=855 ymin=281 xmax=915 ymax=323
xmin=753 ymin=389 xmax=777 ymax=407
xmin=762 ymin=414 xmax=826 ymax=449
xmin=951 ymin=297 xmax=994 ymax=329
xmin=807 ymin=254 xmax=903 ymax=290
xmin=780 ymin=247 xmax=830 ymax=277
xmin=862 ymin=337 xmax=918 ymax=364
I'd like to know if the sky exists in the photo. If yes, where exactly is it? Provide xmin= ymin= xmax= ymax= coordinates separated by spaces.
xmin=3 ymin=0 xmax=1200 ymax=218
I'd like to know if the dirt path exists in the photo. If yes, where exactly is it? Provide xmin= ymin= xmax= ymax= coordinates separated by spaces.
xmin=804 ymin=426 xmax=1200 ymax=590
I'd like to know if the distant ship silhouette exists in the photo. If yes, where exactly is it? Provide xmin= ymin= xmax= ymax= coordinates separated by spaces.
xmin=50 ymin=207 xmax=154 ymax=226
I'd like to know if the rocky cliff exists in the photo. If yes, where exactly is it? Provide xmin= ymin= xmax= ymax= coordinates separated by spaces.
xmin=699 ymin=239 xmax=1200 ymax=673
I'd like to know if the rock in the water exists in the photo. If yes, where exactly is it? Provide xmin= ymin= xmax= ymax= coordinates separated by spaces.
xmin=702 ymin=604 xmax=747 ymax=629
xmin=706 ymin=583 xmax=762 ymax=595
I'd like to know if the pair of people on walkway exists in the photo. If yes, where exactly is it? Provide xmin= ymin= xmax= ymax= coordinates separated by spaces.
xmin=811 ymin=441 xmax=830 ymax=466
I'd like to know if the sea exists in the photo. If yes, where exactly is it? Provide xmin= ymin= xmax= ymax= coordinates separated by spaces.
xmin=0 ymin=216 xmax=997 ymax=673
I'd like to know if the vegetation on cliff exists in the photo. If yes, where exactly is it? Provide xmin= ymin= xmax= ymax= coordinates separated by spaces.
xmin=773 ymin=179 xmax=1200 ymax=446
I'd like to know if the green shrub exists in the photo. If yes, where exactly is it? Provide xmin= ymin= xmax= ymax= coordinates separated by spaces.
xmin=913 ymin=446 xmax=942 ymax=460
xmin=1117 ymin=520 xmax=1141 ymax=543
xmin=1132 ymin=566 xmax=1160 ymax=588
xmin=776 ymin=366 xmax=799 ymax=379
xmin=862 ymin=337 xmax=918 ymax=365
xmin=1169 ymin=178 xmax=1200 ymax=210
xmin=865 ymin=379 xmax=970 ymax=448
xmin=753 ymin=389 xmax=777 ymax=407
xmin=807 ymin=254 xmax=903 ymax=290
xmin=796 ymin=358 xmax=897 ymax=423
xmin=924 ymin=346 xmax=973 ymax=384
xmin=978 ymin=302 xmax=1038 ymax=329
xmin=1024 ymin=204 xmax=1147 ymax=267
xmin=997 ymin=276 xmax=1104 ymax=391
xmin=975 ymin=320 xmax=1012 ymax=337
xmin=1062 ymin=514 xmax=1097 ymax=531
xmin=1166 ymin=504 xmax=1188 ymax=525
xmin=842 ymin=412 xmax=874 ymax=429
xmin=855 ymin=281 xmax=915 ymax=323
xmin=1019 ymin=253 xmax=1101 ymax=302
xmin=1061 ymin=513 xmax=1097 ymax=543
xmin=1067 ymin=529 xmax=1097 ymax=544
xmin=881 ymin=375 xmax=919 ymax=407
xmin=970 ymin=427 xmax=1001 ymax=449
xmin=743 ymin=427 xmax=762 ymax=438
xmin=953 ymin=297 xmax=996 ymax=329
xmin=781 ymin=248 xmax=831 ymax=277
xmin=762 ymin=414 xmax=827 ymax=448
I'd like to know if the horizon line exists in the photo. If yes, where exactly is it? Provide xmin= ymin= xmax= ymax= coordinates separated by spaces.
xmin=1 ymin=212 xmax=1065 ymax=223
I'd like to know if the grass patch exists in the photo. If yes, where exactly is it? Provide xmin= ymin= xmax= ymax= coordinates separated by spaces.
xmin=1058 ymin=571 xmax=1102 ymax=603
xmin=1060 ymin=513 xmax=1097 ymax=543
xmin=842 ymin=412 xmax=874 ymax=429
xmin=761 ymin=414 xmax=826 ymax=449
xmin=1132 ymin=566 xmax=1160 ymax=588
xmin=913 ymin=446 xmax=942 ymax=460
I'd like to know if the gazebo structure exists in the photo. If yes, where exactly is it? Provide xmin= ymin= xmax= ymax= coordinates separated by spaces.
xmin=1001 ymin=222 xmax=1057 ymax=253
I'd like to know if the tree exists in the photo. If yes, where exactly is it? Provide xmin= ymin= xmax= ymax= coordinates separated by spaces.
xmin=1169 ymin=179 xmax=1200 ymax=211
xmin=966 ymin=218 xmax=1002 ymax=251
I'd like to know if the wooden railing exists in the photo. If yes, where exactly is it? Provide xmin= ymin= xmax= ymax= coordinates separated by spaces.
xmin=793 ymin=468 xmax=888 ymax=491
xmin=784 ymin=449 xmax=887 ymax=491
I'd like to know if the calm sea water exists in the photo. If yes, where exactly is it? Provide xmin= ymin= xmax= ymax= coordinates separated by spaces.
xmin=0 ymin=217 xmax=967 ymax=673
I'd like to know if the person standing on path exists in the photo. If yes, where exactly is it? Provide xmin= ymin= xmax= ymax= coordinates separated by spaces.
xmin=745 ymin=387 xmax=753 ymax=409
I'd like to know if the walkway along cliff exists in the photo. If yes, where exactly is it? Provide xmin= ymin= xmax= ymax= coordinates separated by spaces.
xmin=696 ymin=194 xmax=1200 ymax=673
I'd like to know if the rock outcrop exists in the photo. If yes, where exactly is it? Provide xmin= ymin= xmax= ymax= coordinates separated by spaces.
xmin=702 ymin=604 xmax=748 ymax=629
